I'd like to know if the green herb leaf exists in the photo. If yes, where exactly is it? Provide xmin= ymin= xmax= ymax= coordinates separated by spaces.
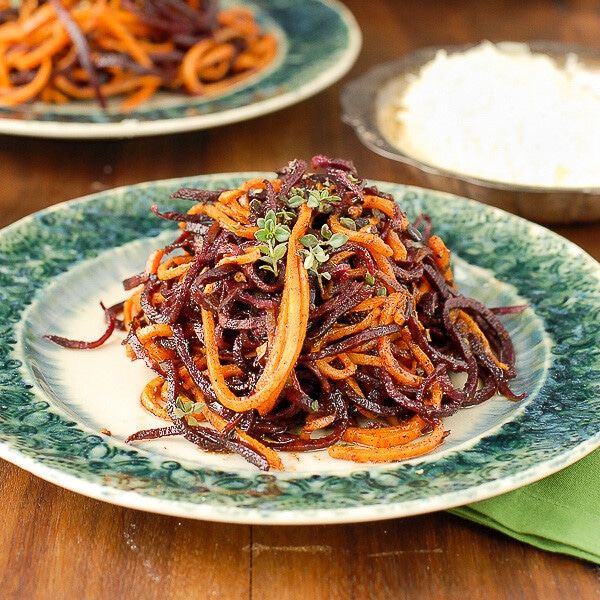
xmin=278 ymin=208 xmax=295 ymax=223
xmin=339 ymin=217 xmax=356 ymax=230
xmin=272 ymin=243 xmax=287 ymax=262
xmin=299 ymin=234 xmax=319 ymax=248
xmin=328 ymin=233 xmax=349 ymax=248
xmin=321 ymin=224 xmax=332 ymax=239
xmin=254 ymin=229 xmax=270 ymax=243
xmin=274 ymin=227 xmax=291 ymax=243
xmin=313 ymin=246 xmax=329 ymax=263
xmin=287 ymin=195 xmax=305 ymax=207
xmin=303 ymin=253 xmax=316 ymax=271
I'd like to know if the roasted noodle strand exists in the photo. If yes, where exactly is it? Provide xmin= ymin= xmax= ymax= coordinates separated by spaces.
xmin=46 ymin=155 xmax=527 ymax=470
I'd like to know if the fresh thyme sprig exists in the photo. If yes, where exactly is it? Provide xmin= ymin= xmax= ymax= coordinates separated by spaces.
xmin=174 ymin=397 xmax=205 ymax=426
xmin=286 ymin=186 xmax=341 ymax=213
xmin=254 ymin=195 xmax=350 ymax=282
xmin=254 ymin=209 xmax=291 ymax=277
xmin=299 ymin=223 xmax=348 ymax=287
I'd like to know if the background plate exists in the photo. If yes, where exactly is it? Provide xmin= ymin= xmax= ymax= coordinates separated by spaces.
xmin=0 ymin=0 xmax=361 ymax=139
xmin=1 ymin=173 xmax=599 ymax=524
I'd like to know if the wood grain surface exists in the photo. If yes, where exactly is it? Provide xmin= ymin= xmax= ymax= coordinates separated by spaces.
xmin=1 ymin=1 xmax=600 ymax=598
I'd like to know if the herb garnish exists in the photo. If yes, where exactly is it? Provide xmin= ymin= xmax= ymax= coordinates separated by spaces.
xmin=255 ymin=209 xmax=291 ymax=276
xmin=174 ymin=397 xmax=205 ymax=426
xmin=299 ymin=223 xmax=348 ymax=287
xmin=286 ymin=186 xmax=341 ymax=213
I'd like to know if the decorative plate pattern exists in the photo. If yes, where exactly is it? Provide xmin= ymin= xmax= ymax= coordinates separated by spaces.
xmin=1 ymin=174 xmax=599 ymax=525
xmin=0 ymin=0 xmax=361 ymax=139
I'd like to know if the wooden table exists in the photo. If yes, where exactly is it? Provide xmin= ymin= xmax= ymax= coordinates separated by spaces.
xmin=1 ymin=1 xmax=599 ymax=598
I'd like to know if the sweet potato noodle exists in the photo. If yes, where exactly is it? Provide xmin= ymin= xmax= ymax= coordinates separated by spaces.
xmin=47 ymin=155 xmax=527 ymax=471
xmin=0 ymin=0 xmax=277 ymax=110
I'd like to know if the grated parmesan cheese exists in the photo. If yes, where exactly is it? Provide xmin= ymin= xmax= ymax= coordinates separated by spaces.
xmin=387 ymin=41 xmax=600 ymax=188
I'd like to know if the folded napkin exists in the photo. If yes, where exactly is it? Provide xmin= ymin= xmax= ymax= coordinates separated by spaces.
xmin=449 ymin=447 xmax=600 ymax=564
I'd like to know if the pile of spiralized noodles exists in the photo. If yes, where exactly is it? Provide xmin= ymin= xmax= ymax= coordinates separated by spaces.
xmin=0 ymin=0 xmax=277 ymax=109
xmin=47 ymin=155 xmax=526 ymax=471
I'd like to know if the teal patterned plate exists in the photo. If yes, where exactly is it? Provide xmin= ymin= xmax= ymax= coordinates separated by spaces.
xmin=1 ymin=174 xmax=599 ymax=524
xmin=0 ymin=0 xmax=361 ymax=139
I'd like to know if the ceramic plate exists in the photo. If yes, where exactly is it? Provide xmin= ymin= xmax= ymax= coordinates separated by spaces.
xmin=0 ymin=0 xmax=361 ymax=139
xmin=1 ymin=174 xmax=599 ymax=524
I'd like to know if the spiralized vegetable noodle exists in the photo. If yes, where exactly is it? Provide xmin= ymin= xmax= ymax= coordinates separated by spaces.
xmin=0 ymin=0 xmax=277 ymax=110
xmin=46 ymin=156 xmax=526 ymax=471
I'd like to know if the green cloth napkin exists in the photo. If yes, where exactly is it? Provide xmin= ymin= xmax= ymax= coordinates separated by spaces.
xmin=449 ymin=447 xmax=600 ymax=564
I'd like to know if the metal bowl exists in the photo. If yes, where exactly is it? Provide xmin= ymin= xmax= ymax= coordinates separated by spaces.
xmin=341 ymin=41 xmax=600 ymax=224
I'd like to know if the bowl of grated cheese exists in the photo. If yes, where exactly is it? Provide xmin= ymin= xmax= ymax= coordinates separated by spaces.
xmin=341 ymin=40 xmax=600 ymax=224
